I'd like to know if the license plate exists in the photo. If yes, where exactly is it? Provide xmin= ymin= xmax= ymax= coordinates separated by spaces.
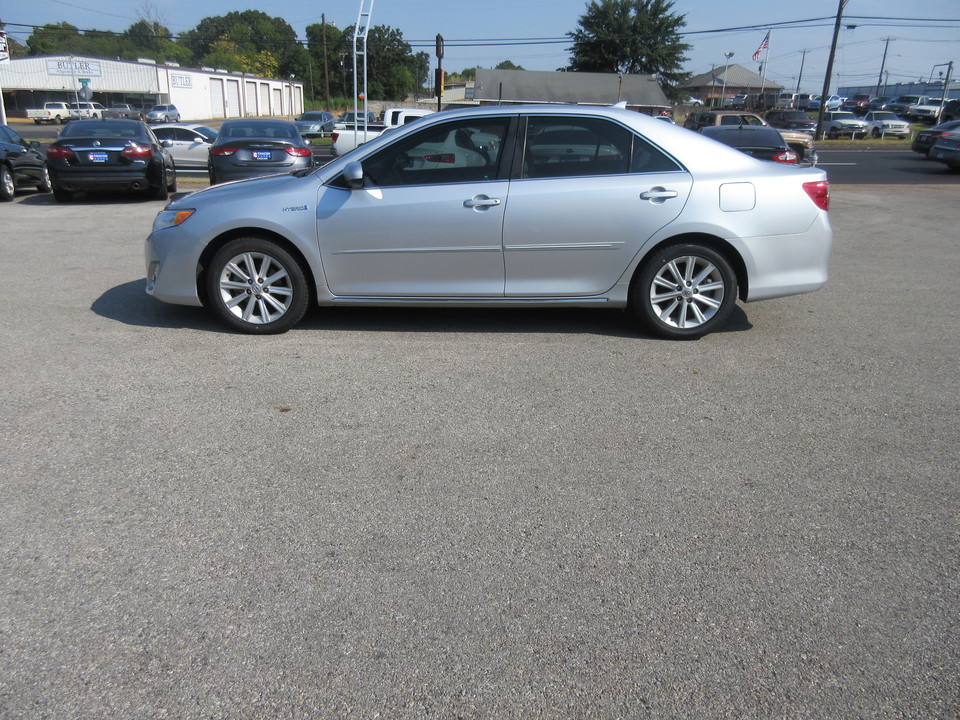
xmin=252 ymin=151 xmax=272 ymax=160
xmin=88 ymin=152 xmax=108 ymax=163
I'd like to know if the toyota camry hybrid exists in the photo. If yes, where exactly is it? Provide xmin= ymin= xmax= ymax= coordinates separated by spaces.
xmin=145 ymin=105 xmax=832 ymax=339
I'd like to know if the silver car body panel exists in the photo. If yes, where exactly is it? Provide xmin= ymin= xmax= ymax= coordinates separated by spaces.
xmin=146 ymin=105 xmax=831 ymax=310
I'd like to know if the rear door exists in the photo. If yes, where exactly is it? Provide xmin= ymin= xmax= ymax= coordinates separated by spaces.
xmin=501 ymin=115 xmax=692 ymax=296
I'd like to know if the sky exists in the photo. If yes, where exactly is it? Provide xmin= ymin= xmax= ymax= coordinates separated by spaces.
xmin=3 ymin=0 xmax=959 ymax=94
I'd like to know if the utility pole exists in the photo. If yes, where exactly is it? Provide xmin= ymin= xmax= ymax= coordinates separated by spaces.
xmin=321 ymin=14 xmax=331 ymax=110
xmin=816 ymin=0 xmax=848 ymax=140
xmin=875 ymin=38 xmax=892 ymax=97
xmin=795 ymin=49 xmax=807 ymax=97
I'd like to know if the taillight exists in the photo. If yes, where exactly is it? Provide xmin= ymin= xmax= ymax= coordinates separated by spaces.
xmin=210 ymin=147 xmax=238 ymax=156
xmin=122 ymin=143 xmax=152 ymax=158
xmin=46 ymin=145 xmax=75 ymax=159
xmin=773 ymin=150 xmax=798 ymax=163
xmin=423 ymin=153 xmax=456 ymax=163
xmin=803 ymin=181 xmax=830 ymax=211
xmin=284 ymin=146 xmax=313 ymax=157
xmin=330 ymin=133 xmax=339 ymax=143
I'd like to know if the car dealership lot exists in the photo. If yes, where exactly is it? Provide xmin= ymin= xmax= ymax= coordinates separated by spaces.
xmin=1 ymin=186 xmax=958 ymax=718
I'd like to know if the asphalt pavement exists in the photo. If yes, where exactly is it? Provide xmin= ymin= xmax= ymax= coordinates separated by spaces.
xmin=0 ymin=183 xmax=957 ymax=719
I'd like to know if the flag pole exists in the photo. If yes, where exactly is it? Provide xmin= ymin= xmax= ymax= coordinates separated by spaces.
xmin=759 ymin=30 xmax=770 ymax=98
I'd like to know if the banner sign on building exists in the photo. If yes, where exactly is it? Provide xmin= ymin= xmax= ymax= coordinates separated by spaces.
xmin=46 ymin=59 xmax=102 ymax=77
xmin=0 ymin=32 xmax=10 ymax=63
xmin=170 ymin=74 xmax=193 ymax=89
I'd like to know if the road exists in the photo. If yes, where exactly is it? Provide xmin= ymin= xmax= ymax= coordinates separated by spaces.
xmin=0 ymin=180 xmax=957 ymax=718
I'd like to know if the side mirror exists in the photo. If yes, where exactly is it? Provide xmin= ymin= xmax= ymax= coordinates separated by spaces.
xmin=161 ymin=140 xmax=173 ymax=148
xmin=303 ymin=138 xmax=311 ymax=145
xmin=29 ymin=140 xmax=42 ymax=150
xmin=343 ymin=161 xmax=364 ymax=189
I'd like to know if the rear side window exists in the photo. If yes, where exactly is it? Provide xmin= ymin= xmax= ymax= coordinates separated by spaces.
xmin=522 ymin=116 xmax=680 ymax=178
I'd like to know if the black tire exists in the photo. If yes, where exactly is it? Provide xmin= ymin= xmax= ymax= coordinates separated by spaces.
xmin=37 ymin=165 xmax=52 ymax=193
xmin=208 ymin=169 xmax=218 ymax=185
xmin=872 ymin=128 xmax=881 ymax=138
xmin=34 ymin=119 xmax=41 ymax=125
xmin=0 ymin=164 xmax=14 ymax=202
xmin=56 ymin=116 xmax=63 ymax=124
xmin=206 ymin=238 xmax=309 ymax=334
xmin=631 ymin=243 xmax=738 ymax=340
xmin=53 ymin=187 xmax=73 ymax=203
xmin=153 ymin=168 xmax=170 ymax=200
xmin=828 ymin=128 xmax=839 ymax=139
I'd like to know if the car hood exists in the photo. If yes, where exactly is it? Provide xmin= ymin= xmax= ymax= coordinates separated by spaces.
xmin=172 ymin=172 xmax=302 ymax=207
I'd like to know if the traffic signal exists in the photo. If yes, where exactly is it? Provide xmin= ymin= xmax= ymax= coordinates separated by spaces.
xmin=434 ymin=68 xmax=444 ymax=98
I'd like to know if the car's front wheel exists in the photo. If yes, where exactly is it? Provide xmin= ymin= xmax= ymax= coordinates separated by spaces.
xmin=631 ymin=243 xmax=738 ymax=339
xmin=0 ymin=164 xmax=15 ymax=201
xmin=37 ymin=165 xmax=52 ymax=193
xmin=206 ymin=238 xmax=309 ymax=334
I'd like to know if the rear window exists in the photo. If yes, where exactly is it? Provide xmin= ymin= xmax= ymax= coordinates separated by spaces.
xmin=220 ymin=123 xmax=298 ymax=139
xmin=59 ymin=121 xmax=143 ymax=139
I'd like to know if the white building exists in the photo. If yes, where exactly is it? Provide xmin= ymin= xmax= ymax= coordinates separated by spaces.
xmin=1 ymin=55 xmax=304 ymax=121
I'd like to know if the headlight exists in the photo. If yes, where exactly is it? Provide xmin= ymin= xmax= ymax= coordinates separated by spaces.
xmin=153 ymin=208 xmax=195 ymax=232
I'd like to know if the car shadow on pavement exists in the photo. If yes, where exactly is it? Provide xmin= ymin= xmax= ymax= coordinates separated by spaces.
xmin=94 ymin=280 xmax=753 ymax=339
xmin=17 ymin=189 xmax=192 ymax=206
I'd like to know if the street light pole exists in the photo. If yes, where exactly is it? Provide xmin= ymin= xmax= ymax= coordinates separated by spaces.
xmin=721 ymin=52 xmax=734 ymax=108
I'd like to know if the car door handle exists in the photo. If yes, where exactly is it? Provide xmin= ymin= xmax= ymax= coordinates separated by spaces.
xmin=639 ymin=188 xmax=679 ymax=201
xmin=463 ymin=195 xmax=502 ymax=208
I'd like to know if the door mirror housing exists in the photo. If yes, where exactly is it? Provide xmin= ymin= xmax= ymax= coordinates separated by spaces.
xmin=343 ymin=161 xmax=364 ymax=189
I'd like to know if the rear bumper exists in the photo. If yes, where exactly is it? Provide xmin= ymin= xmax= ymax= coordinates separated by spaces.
xmin=50 ymin=169 xmax=157 ymax=192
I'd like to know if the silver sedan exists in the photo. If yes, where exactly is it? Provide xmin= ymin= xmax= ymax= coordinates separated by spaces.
xmin=145 ymin=105 xmax=832 ymax=339
xmin=152 ymin=123 xmax=218 ymax=169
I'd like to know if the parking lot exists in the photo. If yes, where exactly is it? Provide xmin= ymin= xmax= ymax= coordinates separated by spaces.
xmin=1 ymin=184 xmax=958 ymax=718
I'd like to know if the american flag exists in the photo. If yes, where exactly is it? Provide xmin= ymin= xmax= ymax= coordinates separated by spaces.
xmin=752 ymin=32 xmax=769 ymax=61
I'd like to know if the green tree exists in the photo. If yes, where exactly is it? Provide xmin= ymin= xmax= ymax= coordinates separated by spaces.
xmin=181 ymin=11 xmax=299 ymax=77
xmin=495 ymin=60 xmax=525 ymax=71
xmin=568 ymin=0 xmax=691 ymax=100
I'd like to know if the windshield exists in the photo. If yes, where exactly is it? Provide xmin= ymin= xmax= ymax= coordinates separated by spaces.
xmin=781 ymin=112 xmax=811 ymax=120
xmin=299 ymin=112 xmax=327 ymax=121
xmin=872 ymin=112 xmax=897 ymax=120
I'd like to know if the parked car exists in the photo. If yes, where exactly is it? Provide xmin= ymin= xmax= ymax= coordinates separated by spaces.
xmin=145 ymin=104 xmax=181 ymax=123
xmin=208 ymin=119 xmax=314 ymax=184
xmin=721 ymin=95 xmax=748 ymax=109
xmin=0 ymin=123 xmax=52 ymax=200
xmin=151 ymin=123 xmax=218 ymax=168
xmin=797 ymin=94 xmax=819 ymax=110
xmin=941 ymin=100 xmax=960 ymax=123
xmin=864 ymin=96 xmax=892 ymax=113
xmin=689 ymin=111 xmax=815 ymax=163
xmin=700 ymin=125 xmax=798 ymax=164
xmin=862 ymin=111 xmax=911 ymax=139
xmin=294 ymin=111 xmax=335 ymax=139
xmin=765 ymin=109 xmax=817 ymax=134
xmin=45 ymin=118 xmax=176 ymax=202
xmin=67 ymin=101 xmax=107 ymax=120
xmin=336 ymin=110 xmax=378 ymax=126
xmin=821 ymin=111 xmax=868 ymax=139
xmin=912 ymin=120 xmax=960 ymax=156
xmin=809 ymin=95 xmax=843 ymax=111
xmin=929 ymin=134 xmax=960 ymax=170
xmin=840 ymin=94 xmax=871 ymax=115
xmin=683 ymin=96 xmax=703 ymax=106
xmin=145 ymin=105 xmax=832 ymax=339
xmin=103 ymin=103 xmax=144 ymax=120
xmin=886 ymin=95 xmax=930 ymax=116
xmin=905 ymin=100 xmax=944 ymax=124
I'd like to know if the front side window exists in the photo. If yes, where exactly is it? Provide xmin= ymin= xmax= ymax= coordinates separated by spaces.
xmin=362 ymin=117 xmax=511 ymax=187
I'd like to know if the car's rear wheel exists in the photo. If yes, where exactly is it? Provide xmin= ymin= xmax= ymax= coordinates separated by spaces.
xmin=631 ymin=243 xmax=737 ymax=340
xmin=206 ymin=238 xmax=309 ymax=334
xmin=37 ymin=165 xmax=52 ymax=193
xmin=0 ymin=165 xmax=15 ymax=201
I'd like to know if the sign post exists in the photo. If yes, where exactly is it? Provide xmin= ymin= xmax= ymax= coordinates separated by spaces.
xmin=435 ymin=34 xmax=444 ymax=112
xmin=0 ymin=31 xmax=9 ymax=125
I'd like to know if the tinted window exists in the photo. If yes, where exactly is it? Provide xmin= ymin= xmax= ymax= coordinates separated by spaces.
xmin=522 ymin=117 xmax=679 ymax=178
xmin=221 ymin=122 xmax=297 ymax=139
xmin=362 ymin=118 xmax=510 ymax=187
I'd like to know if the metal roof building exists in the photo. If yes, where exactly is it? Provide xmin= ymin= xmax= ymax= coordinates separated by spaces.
xmin=472 ymin=69 xmax=670 ymax=111
xmin=0 ymin=55 xmax=304 ymax=121
xmin=684 ymin=64 xmax=782 ymax=106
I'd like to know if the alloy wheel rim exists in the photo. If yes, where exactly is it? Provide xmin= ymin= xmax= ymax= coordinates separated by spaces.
xmin=2 ymin=169 xmax=14 ymax=197
xmin=649 ymin=255 xmax=725 ymax=329
xmin=217 ymin=251 xmax=294 ymax=325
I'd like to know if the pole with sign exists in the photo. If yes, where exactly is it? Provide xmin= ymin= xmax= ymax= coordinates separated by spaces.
xmin=435 ymin=34 xmax=443 ymax=112
xmin=0 ymin=31 xmax=9 ymax=125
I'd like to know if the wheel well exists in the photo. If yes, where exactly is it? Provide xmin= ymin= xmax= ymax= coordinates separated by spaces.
xmin=631 ymin=233 xmax=749 ymax=302
xmin=196 ymin=228 xmax=316 ymax=308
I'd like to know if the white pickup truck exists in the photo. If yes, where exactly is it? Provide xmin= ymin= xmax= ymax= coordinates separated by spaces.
xmin=331 ymin=108 xmax=434 ymax=156
xmin=26 ymin=102 xmax=72 ymax=124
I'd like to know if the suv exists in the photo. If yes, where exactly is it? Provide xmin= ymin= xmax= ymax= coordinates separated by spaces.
xmin=941 ymin=99 xmax=960 ymax=123
xmin=886 ymin=95 xmax=929 ymax=117
xmin=67 ymin=102 xmax=106 ymax=120
xmin=821 ymin=111 xmax=868 ymax=138
xmin=840 ymin=94 xmax=871 ymax=115
xmin=146 ymin=104 xmax=180 ymax=123
xmin=765 ymin=109 xmax=816 ymax=134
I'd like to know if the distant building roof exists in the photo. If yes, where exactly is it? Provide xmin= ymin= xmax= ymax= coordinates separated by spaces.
xmin=686 ymin=64 xmax=781 ymax=92
xmin=474 ymin=68 xmax=670 ymax=107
